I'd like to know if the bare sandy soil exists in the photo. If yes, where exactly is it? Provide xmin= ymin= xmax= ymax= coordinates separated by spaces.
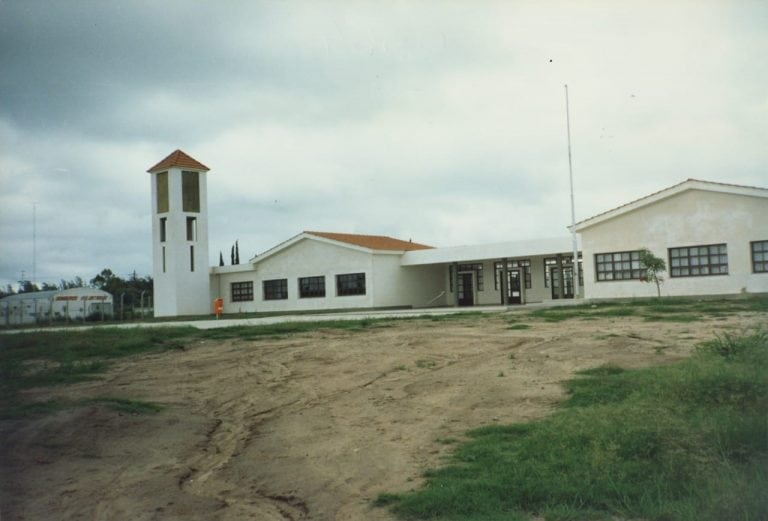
xmin=1 ymin=311 xmax=762 ymax=521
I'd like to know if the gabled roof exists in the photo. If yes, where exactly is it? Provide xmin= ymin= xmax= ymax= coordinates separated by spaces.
xmin=573 ymin=178 xmax=768 ymax=232
xmin=305 ymin=231 xmax=433 ymax=251
xmin=249 ymin=231 xmax=432 ymax=265
xmin=147 ymin=149 xmax=210 ymax=173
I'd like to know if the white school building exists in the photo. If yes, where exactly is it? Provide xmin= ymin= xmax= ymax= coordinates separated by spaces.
xmin=147 ymin=150 xmax=768 ymax=317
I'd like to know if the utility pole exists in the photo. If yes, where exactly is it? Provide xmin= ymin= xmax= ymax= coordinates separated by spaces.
xmin=32 ymin=202 xmax=37 ymax=289
xmin=565 ymin=85 xmax=580 ymax=298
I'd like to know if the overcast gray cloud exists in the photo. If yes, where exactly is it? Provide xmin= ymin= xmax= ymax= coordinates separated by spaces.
xmin=1 ymin=1 xmax=766 ymax=289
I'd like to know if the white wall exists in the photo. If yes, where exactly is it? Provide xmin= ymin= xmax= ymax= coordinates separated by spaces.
xmin=151 ymin=167 xmax=211 ymax=316
xmin=580 ymin=189 xmax=768 ymax=299
xmin=373 ymin=255 xmax=445 ymax=307
xmin=213 ymin=238 xmax=377 ymax=313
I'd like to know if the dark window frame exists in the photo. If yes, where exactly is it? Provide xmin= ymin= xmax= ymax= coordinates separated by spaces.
xmin=156 ymin=172 xmax=169 ymax=213
xmin=181 ymin=170 xmax=200 ymax=213
xmin=336 ymin=273 xmax=366 ymax=296
xmin=186 ymin=216 xmax=197 ymax=241
xmin=752 ymin=240 xmax=768 ymax=273
xmin=544 ymin=256 xmax=584 ymax=287
xmin=454 ymin=263 xmax=484 ymax=291
xmin=299 ymin=276 xmax=326 ymax=298
xmin=263 ymin=279 xmax=288 ymax=300
xmin=668 ymin=243 xmax=728 ymax=277
xmin=231 ymin=281 xmax=254 ymax=302
xmin=494 ymin=260 xmax=532 ymax=289
xmin=595 ymin=250 xmax=643 ymax=281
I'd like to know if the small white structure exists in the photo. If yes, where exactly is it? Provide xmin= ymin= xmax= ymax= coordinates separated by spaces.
xmin=0 ymin=288 xmax=113 ymax=326
xmin=574 ymin=179 xmax=768 ymax=299
xmin=147 ymin=150 xmax=212 ymax=317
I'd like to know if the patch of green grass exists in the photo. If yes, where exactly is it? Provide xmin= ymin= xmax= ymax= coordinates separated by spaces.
xmin=86 ymin=397 xmax=163 ymax=414
xmin=643 ymin=313 xmax=703 ymax=322
xmin=378 ymin=332 xmax=768 ymax=521
xmin=415 ymin=359 xmax=437 ymax=369
xmin=427 ymin=311 xmax=490 ymax=322
xmin=507 ymin=323 xmax=531 ymax=330
xmin=528 ymin=295 xmax=768 ymax=324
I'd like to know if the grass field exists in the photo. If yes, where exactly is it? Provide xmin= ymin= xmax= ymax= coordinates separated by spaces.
xmin=376 ymin=330 xmax=768 ymax=521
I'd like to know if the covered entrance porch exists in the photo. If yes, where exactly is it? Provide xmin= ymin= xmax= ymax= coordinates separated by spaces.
xmin=401 ymin=237 xmax=583 ymax=308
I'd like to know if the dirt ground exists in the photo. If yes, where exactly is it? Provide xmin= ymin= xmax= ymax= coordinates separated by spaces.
xmin=1 ymin=311 xmax=763 ymax=521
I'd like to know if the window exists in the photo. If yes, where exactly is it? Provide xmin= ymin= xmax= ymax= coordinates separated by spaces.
xmin=186 ymin=217 xmax=197 ymax=241
xmin=159 ymin=217 xmax=167 ymax=242
xmin=494 ymin=260 xmax=532 ymax=289
xmin=299 ymin=276 xmax=325 ymax=298
xmin=449 ymin=263 xmax=484 ymax=292
xmin=669 ymin=244 xmax=728 ymax=277
xmin=181 ymin=171 xmax=200 ymax=212
xmin=545 ymin=256 xmax=583 ymax=287
xmin=231 ymin=281 xmax=254 ymax=302
xmin=156 ymin=172 xmax=169 ymax=213
xmin=263 ymin=279 xmax=288 ymax=300
xmin=337 ymin=273 xmax=366 ymax=296
xmin=162 ymin=246 xmax=166 ymax=273
xmin=190 ymin=245 xmax=195 ymax=272
xmin=752 ymin=241 xmax=768 ymax=273
xmin=595 ymin=250 xmax=643 ymax=281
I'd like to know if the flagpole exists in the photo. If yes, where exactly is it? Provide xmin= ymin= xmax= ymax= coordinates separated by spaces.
xmin=565 ymin=84 xmax=580 ymax=298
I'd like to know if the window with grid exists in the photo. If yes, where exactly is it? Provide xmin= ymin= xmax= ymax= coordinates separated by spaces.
xmin=669 ymin=244 xmax=728 ymax=277
xmin=299 ymin=276 xmax=326 ymax=298
xmin=263 ymin=279 xmax=288 ymax=300
xmin=336 ymin=273 xmax=366 ymax=296
xmin=595 ymin=251 xmax=643 ymax=281
xmin=752 ymin=241 xmax=768 ymax=273
xmin=457 ymin=263 xmax=484 ymax=291
xmin=545 ymin=256 xmax=584 ymax=286
xmin=231 ymin=281 xmax=254 ymax=302
xmin=494 ymin=260 xmax=532 ymax=289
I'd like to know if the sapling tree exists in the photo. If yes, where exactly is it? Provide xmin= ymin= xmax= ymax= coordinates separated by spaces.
xmin=638 ymin=248 xmax=666 ymax=298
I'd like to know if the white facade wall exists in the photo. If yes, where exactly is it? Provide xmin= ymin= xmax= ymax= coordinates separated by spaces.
xmin=151 ymin=167 xmax=211 ymax=316
xmin=372 ymin=255 xmax=445 ymax=307
xmin=213 ymin=238 xmax=379 ymax=313
xmin=580 ymin=189 xmax=768 ymax=299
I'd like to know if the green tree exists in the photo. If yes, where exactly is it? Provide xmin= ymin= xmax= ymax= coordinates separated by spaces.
xmin=60 ymin=276 xmax=84 ymax=289
xmin=638 ymin=248 xmax=666 ymax=298
xmin=90 ymin=269 xmax=125 ymax=295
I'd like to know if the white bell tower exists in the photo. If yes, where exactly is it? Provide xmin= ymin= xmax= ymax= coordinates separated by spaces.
xmin=147 ymin=149 xmax=211 ymax=317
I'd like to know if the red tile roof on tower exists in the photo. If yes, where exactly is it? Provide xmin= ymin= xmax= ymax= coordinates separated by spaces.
xmin=147 ymin=149 xmax=210 ymax=173
xmin=305 ymin=231 xmax=433 ymax=251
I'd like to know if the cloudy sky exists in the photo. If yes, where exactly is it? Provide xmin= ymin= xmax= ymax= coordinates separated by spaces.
xmin=1 ymin=1 xmax=766 ymax=289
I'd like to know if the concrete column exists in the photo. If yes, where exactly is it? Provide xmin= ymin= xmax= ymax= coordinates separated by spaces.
xmin=451 ymin=263 xmax=459 ymax=307
xmin=501 ymin=258 xmax=509 ymax=305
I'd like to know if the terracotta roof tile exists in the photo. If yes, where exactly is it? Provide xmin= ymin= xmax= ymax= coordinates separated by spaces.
xmin=305 ymin=231 xmax=433 ymax=251
xmin=147 ymin=149 xmax=210 ymax=173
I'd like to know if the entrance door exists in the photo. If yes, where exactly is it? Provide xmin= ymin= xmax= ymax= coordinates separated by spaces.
xmin=457 ymin=272 xmax=474 ymax=306
xmin=502 ymin=269 xmax=522 ymax=305
xmin=550 ymin=267 xmax=574 ymax=299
